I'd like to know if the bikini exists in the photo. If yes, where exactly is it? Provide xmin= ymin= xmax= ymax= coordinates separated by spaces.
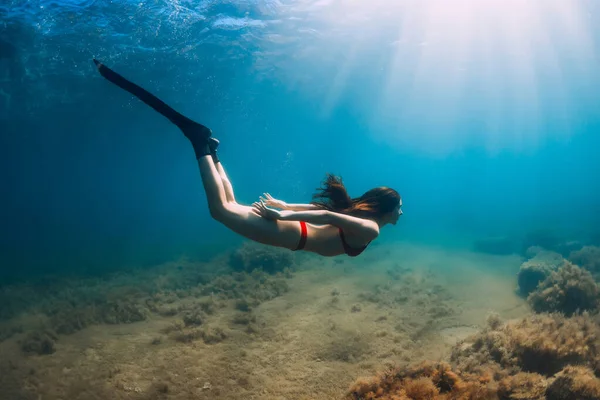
xmin=294 ymin=221 xmax=370 ymax=257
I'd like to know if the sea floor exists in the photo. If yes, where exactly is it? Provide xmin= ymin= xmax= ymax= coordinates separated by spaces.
xmin=0 ymin=241 xmax=530 ymax=400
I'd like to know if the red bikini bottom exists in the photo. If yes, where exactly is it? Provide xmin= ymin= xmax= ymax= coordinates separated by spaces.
xmin=294 ymin=221 xmax=308 ymax=251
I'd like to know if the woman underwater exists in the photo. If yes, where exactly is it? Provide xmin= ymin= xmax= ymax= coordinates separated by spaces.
xmin=93 ymin=59 xmax=402 ymax=257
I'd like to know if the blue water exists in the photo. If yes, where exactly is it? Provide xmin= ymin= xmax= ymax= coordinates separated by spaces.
xmin=1 ymin=0 xmax=600 ymax=282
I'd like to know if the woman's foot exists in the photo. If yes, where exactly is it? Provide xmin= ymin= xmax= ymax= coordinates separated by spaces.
xmin=178 ymin=120 xmax=213 ymax=158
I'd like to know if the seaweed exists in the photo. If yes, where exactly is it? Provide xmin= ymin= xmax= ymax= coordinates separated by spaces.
xmin=345 ymin=361 xmax=493 ymax=400
xmin=527 ymin=262 xmax=600 ymax=316
xmin=203 ymin=269 xmax=290 ymax=306
xmin=546 ymin=365 xmax=600 ymax=400
xmin=451 ymin=313 xmax=600 ymax=377
xmin=517 ymin=248 xmax=565 ymax=296
xmin=230 ymin=241 xmax=295 ymax=274
xmin=182 ymin=308 xmax=206 ymax=327
xmin=48 ymin=299 xmax=148 ymax=335
xmin=569 ymin=245 xmax=600 ymax=275
xmin=172 ymin=326 xmax=227 ymax=344
xmin=347 ymin=312 xmax=600 ymax=399
xmin=20 ymin=329 xmax=57 ymax=355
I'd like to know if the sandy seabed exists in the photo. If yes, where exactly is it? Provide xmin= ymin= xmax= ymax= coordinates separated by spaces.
xmin=0 ymin=241 xmax=529 ymax=400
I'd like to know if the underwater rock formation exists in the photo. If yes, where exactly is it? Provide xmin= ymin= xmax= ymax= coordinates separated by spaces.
xmin=0 ymin=254 xmax=294 ymax=360
xmin=0 ymin=258 xmax=221 ymax=331
xmin=182 ymin=308 xmax=206 ymax=327
xmin=204 ymin=269 xmax=290 ymax=308
xmin=49 ymin=299 xmax=148 ymax=335
xmin=451 ymin=313 xmax=600 ymax=377
xmin=527 ymin=262 xmax=599 ymax=316
xmin=517 ymin=247 xmax=566 ymax=296
xmin=151 ymin=269 xmax=290 ymax=344
xmin=346 ymin=312 xmax=600 ymax=399
xmin=546 ymin=365 xmax=600 ymax=400
xmin=230 ymin=241 xmax=295 ymax=274
xmin=569 ymin=246 xmax=600 ymax=276
xmin=345 ymin=239 xmax=600 ymax=399
xmin=346 ymin=361 xmax=494 ymax=399
xmin=171 ymin=325 xmax=228 ymax=344
xmin=20 ymin=329 xmax=57 ymax=355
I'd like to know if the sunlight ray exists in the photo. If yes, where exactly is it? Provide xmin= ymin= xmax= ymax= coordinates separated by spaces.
xmin=357 ymin=0 xmax=597 ymax=154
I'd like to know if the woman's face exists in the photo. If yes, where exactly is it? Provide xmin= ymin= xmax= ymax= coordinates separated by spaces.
xmin=390 ymin=199 xmax=403 ymax=225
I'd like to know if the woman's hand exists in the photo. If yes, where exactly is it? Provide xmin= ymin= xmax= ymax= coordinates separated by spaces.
xmin=259 ymin=193 xmax=288 ymax=210
xmin=252 ymin=200 xmax=282 ymax=220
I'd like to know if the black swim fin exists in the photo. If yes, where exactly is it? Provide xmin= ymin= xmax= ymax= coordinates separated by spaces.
xmin=92 ymin=58 xmax=212 ymax=158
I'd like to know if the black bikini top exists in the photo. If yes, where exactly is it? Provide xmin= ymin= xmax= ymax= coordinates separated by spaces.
xmin=338 ymin=228 xmax=370 ymax=257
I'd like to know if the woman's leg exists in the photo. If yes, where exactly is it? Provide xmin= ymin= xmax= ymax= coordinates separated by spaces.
xmin=207 ymin=138 xmax=235 ymax=203
xmin=198 ymin=155 xmax=300 ymax=249
xmin=196 ymin=155 xmax=230 ymax=218
xmin=215 ymin=162 xmax=236 ymax=203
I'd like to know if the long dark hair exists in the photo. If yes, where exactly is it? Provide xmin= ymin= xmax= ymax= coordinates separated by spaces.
xmin=310 ymin=174 xmax=400 ymax=219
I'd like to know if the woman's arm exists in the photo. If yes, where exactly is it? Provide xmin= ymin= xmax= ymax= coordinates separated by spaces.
xmin=278 ymin=209 xmax=328 ymax=223
xmin=281 ymin=203 xmax=319 ymax=211
xmin=267 ymin=208 xmax=379 ymax=241
xmin=282 ymin=210 xmax=379 ymax=240
xmin=260 ymin=193 xmax=318 ymax=211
